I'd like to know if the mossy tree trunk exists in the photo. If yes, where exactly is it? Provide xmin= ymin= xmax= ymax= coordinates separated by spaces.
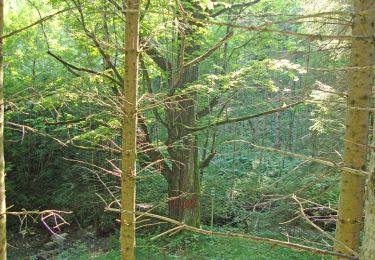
xmin=334 ymin=0 xmax=375 ymax=258
xmin=144 ymin=0 xmax=250 ymax=227
xmin=162 ymin=2 xmax=202 ymax=228
xmin=0 ymin=0 xmax=6 ymax=258
xmin=166 ymin=90 xmax=200 ymax=227
xmin=120 ymin=0 xmax=140 ymax=259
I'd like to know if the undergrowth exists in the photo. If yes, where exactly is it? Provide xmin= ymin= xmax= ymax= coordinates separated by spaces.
xmin=55 ymin=228 xmax=330 ymax=260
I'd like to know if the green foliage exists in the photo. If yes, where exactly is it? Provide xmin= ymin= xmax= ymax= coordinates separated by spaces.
xmin=5 ymin=0 xmax=350 ymax=258
xmin=309 ymin=81 xmax=345 ymax=135
xmin=54 ymin=230 xmax=329 ymax=260
xmin=56 ymin=242 xmax=120 ymax=260
xmin=56 ymin=241 xmax=90 ymax=260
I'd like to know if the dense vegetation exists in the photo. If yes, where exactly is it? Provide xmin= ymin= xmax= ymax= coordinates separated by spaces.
xmin=1 ymin=0 xmax=375 ymax=259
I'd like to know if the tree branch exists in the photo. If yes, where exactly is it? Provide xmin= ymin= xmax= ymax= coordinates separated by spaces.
xmin=138 ymin=116 xmax=172 ymax=178
xmin=105 ymin=208 xmax=358 ymax=260
xmin=107 ymin=0 xmax=123 ymax=13
xmin=139 ymin=55 xmax=169 ymax=128
xmin=68 ymin=142 xmax=121 ymax=154
xmin=47 ymin=50 xmax=122 ymax=92
xmin=184 ymin=31 xmax=234 ymax=69
xmin=7 ymin=122 xmax=67 ymax=147
xmin=211 ymin=0 xmax=261 ymax=18
xmin=147 ymin=10 xmax=362 ymax=41
xmin=197 ymin=96 xmax=219 ymax=119
xmin=292 ymin=195 xmax=358 ymax=257
xmin=233 ymin=140 xmax=368 ymax=177
xmin=199 ymin=151 xmax=216 ymax=169
xmin=45 ymin=116 xmax=90 ymax=126
xmin=143 ymin=42 xmax=172 ymax=72
xmin=183 ymin=100 xmax=305 ymax=132
xmin=73 ymin=2 xmax=123 ymax=85
xmin=2 ymin=8 xmax=73 ymax=40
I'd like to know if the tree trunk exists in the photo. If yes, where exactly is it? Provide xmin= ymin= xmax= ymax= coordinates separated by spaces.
xmin=167 ymin=92 xmax=201 ymax=227
xmin=275 ymin=111 xmax=280 ymax=149
xmin=362 ymin=117 xmax=375 ymax=259
xmin=163 ymin=2 xmax=203 ymax=226
xmin=334 ymin=0 xmax=375 ymax=257
xmin=0 ymin=0 xmax=6 ymax=258
xmin=287 ymin=109 xmax=295 ymax=151
xmin=120 ymin=0 xmax=140 ymax=259
xmin=164 ymin=43 xmax=201 ymax=225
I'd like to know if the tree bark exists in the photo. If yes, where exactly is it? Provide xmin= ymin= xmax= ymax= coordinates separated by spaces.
xmin=120 ymin=0 xmax=140 ymax=259
xmin=362 ymin=117 xmax=375 ymax=259
xmin=334 ymin=0 xmax=375 ymax=257
xmin=0 ymin=0 xmax=6 ymax=258
xmin=166 ymin=88 xmax=200 ymax=227
xmin=161 ymin=0 xmax=204 ymax=227
xmin=287 ymin=109 xmax=295 ymax=152
xmin=275 ymin=111 xmax=280 ymax=149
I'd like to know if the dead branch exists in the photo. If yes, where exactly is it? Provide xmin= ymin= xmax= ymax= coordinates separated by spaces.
xmin=105 ymin=208 xmax=357 ymax=260
xmin=234 ymin=141 xmax=368 ymax=177
xmin=292 ymin=195 xmax=357 ymax=257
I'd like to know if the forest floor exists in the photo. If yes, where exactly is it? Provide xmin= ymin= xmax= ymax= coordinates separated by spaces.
xmin=7 ymin=225 xmax=113 ymax=259
xmin=7 ymin=224 xmax=331 ymax=260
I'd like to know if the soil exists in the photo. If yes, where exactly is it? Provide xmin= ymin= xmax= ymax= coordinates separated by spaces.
xmin=7 ymin=225 xmax=115 ymax=259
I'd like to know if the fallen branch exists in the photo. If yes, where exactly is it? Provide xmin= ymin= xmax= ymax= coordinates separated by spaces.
xmin=105 ymin=208 xmax=357 ymax=260
xmin=292 ymin=195 xmax=357 ymax=257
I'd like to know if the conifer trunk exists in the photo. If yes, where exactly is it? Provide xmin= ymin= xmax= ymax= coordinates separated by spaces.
xmin=334 ymin=0 xmax=375 ymax=257
xmin=362 ymin=118 xmax=375 ymax=259
xmin=0 ymin=0 xmax=6 ymax=258
xmin=120 ymin=0 xmax=140 ymax=259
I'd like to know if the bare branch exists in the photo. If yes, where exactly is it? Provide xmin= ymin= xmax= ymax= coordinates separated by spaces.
xmin=45 ymin=116 xmax=90 ymax=126
xmin=232 ymin=140 xmax=368 ymax=177
xmin=138 ymin=116 xmax=172 ymax=178
xmin=47 ymin=50 xmax=122 ymax=91
xmin=2 ymin=8 xmax=72 ymax=40
xmin=72 ymin=2 xmax=123 ymax=85
xmin=147 ymin=10 xmax=365 ymax=41
xmin=183 ymin=100 xmax=305 ymax=132
xmin=7 ymin=122 xmax=67 ymax=147
xmin=292 ymin=195 xmax=358 ymax=257
xmin=184 ymin=31 xmax=234 ymax=69
xmin=211 ymin=0 xmax=261 ymax=17
xmin=105 ymin=208 xmax=358 ymax=260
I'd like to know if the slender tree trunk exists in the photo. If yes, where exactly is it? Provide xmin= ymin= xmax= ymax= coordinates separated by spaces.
xmin=362 ymin=116 xmax=375 ymax=259
xmin=120 ymin=0 xmax=140 ymax=259
xmin=275 ymin=111 xmax=280 ymax=149
xmin=0 ymin=0 xmax=6 ymax=258
xmin=334 ymin=0 xmax=375 ymax=257
xmin=253 ymin=118 xmax=258 ymax=142
xmin=287 ymin=110 xmax=295 ymax=151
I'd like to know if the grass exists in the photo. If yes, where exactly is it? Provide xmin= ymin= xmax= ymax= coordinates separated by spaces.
xmin=55 ymin=228 xmax=330 ymax=260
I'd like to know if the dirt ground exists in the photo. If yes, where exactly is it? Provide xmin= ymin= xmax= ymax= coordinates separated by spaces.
xmin=7 ymin=225 xmax=114 ymax=259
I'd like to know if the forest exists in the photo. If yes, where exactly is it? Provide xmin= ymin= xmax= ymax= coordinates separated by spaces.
xmin=0 ymin=0 xmax=375 ymax=259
